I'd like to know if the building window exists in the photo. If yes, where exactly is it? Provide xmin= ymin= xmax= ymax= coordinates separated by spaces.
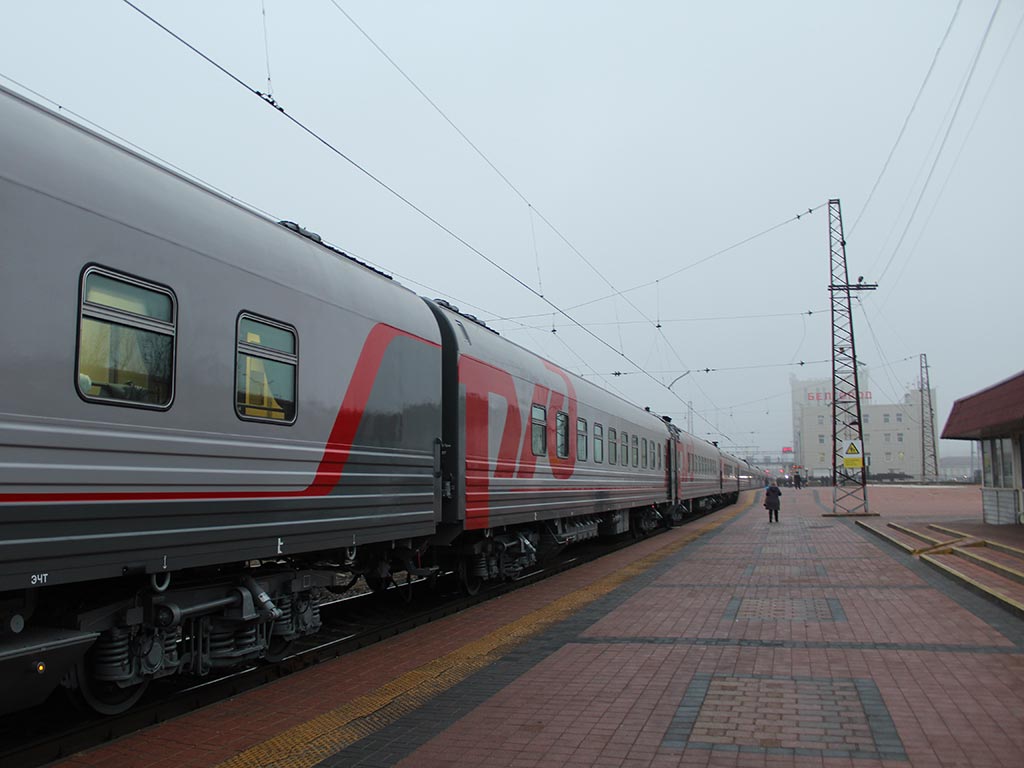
xmin=817 ymin=415 xmax=824 ymax=425
xmin=863 ymin=413 xmax=870 ymax=424
xmin=897 ymin=432 xmax=903 ymax=443
xmin=594 ymin=423 xmax=604 ymax=463
xmin=608 ymin=427 xmax=617 ymax=465
xmin=77 ymin=267 xmax=176 ymax=408
xmin=885 ymin=451 xmax=892 ymax=462
xmin=576 ymin=418 xmax=588 ymax=461
xmin=531 ymin=404 xmax=547 ymax=455
xmin=883 ymin=413 xmax=890 ymax=423
xmin=818 ymin=434 xmax=826 ymax=445
xmin=896 ymin=412 xmax=903 ymax=423
xmin=556 ymin=412 xmax=569 ymax=458
xmin=236 ymin=314 xmax=298 ymax=423
xmin=884 ymin=433 xmax=891 ymax=443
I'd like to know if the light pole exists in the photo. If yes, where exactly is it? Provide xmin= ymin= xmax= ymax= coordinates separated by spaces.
xmin=668 ymin=372 xmax=693 ymax=434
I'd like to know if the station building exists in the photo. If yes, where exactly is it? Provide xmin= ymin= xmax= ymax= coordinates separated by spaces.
xmin=791 ymin=374 xmax=938 ymax=482
xmin=942 ymin=370 xmax=1024 ymax=524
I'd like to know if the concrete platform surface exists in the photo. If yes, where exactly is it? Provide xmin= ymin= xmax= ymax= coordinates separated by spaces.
xmin=52 ymin=485 xmax=1024 ymax=768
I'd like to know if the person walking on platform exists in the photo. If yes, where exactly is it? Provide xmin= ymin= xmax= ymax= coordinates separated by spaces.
xmin=793 ymin=471 xmax=802 ymax=490
xmin=764 ymin=480 xmax=781 ymax=523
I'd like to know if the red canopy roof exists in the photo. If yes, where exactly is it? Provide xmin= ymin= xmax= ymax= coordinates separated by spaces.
xmin=942 ymin=370 xmax=1024 ymax=440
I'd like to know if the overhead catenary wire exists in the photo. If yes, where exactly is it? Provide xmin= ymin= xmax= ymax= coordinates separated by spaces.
xmin=550 ymin=204 xmax=828 ymax=315
xmin=850 ymin=0 xmax=964 ymax=235
xmin=0 ymin=73 xmax=284 ymax=224
xmin=500 ymin=308 xmax=827 ymax=330
xmin=325 ymin=1 xmax=663 ymax=334
xmin=875 ymin=0 xmax=1004 ymax=284
xmin=882 ymin=4 xmax=1024 ymax=297
xmin=118 ymin=0 xmax=729 ymax=435
xmin=579 ymin=358 xmax=829 ymax=378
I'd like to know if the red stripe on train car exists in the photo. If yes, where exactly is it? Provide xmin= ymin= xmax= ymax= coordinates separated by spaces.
xmin=0 ymin=324 xmax=438 ymax=503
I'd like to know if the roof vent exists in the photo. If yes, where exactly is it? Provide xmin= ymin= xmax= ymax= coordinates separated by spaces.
xmin=278 ymin=220 xmax=322 ymax=243
xmin=435 ymin=299 xmax=460 ymax=313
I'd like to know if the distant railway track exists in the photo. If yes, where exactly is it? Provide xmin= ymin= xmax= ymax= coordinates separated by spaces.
xmin=0 ymin=510 xmax=728 ymax=768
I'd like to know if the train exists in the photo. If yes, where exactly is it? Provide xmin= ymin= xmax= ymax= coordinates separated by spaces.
xmin=0 ymin=83 xmax=762 ymax=716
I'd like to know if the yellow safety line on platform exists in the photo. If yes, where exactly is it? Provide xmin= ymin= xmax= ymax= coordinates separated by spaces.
xmin=213 ymin=496 xmax=753 ymax=768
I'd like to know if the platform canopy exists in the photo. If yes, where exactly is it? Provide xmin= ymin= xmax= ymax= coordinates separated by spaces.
xmin=942 ymin=370 xmax=1024 ymax=440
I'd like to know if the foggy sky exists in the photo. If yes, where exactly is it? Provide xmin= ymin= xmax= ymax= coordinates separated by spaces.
xmin=2 ymin=0 xmax=1020 ymax=458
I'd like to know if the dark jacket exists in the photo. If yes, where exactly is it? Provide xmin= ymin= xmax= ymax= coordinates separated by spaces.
xmin=765 ymin=485 xmax=782 ymax=511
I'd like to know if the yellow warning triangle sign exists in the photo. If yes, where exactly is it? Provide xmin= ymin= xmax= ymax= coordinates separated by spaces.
xmin=845 ymin=442 xmax=861 ymax=455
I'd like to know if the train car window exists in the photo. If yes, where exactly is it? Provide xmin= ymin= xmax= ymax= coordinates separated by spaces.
xmin=236 ymin=314 xmax=298 ymax=423
xmin=608 ymin=427 xmax=617 ymax=465
xmin=641 ymin=438 xmax=648 ymax=468
xmin=620 ymin=432 xmax=628 ymax=466
xmin=631 ymin=435 xmax=639 ymax=467
xmin=531 ymin=404 xmax=547 ymax=455
xmin=77 ymin=267 xmax=176 ymax=408
xmin=593 ymin=423 xmax=604 ymax=463
xmin=577 ymin=417 xmax=588 ymax=461
xmin=556 ymin=412 xmax=569 ymax=458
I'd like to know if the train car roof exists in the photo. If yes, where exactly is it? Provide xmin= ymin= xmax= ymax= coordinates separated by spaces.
xmin=0 ymin=84 xmax=431 ymax=318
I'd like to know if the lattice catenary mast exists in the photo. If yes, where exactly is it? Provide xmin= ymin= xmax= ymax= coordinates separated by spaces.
xmin=827 ymin=200 xmax=877 ymax=516
xmin=919 ymin=353 xmax=939 ymax=481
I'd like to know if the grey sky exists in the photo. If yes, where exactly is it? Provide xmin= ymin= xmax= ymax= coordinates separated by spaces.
xmin=2 ymin=1 xmax=1020 ymax=457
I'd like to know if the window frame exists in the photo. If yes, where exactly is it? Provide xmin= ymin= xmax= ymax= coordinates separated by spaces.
xmin=576 ymin=417 xmax=588 ymax=462
xmin=608 ymin=427 xmax=617 ymax=465
xmin=632 ymin=435 xmax=639 ymax=467
xmin=621 ymin=431 xmax=629 ymax=467
xmin=235 ymin=312 xmax=299 ymax=425
xmin=555 ymin=411 xmax=570 ymax=459
xmin=531 ymin=404 xmax=548 ymax=456
xmin=76 ymin=265 xmax=177 ymax=410
xmin=594 ymin=423 xmax=604 ymax=463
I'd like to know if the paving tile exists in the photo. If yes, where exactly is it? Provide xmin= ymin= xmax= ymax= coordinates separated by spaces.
xmin=49 ymin=487 xmax=1024 ymax=768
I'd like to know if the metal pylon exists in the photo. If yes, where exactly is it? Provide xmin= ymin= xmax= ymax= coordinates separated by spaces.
xmin=919 ymin=353 xmax=939 ymax=480
xmin=827 ymin=199 xmax=877 ymax=516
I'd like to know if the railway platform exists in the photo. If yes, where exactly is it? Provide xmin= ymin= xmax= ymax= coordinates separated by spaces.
xmin=51 ymin=485 xmax=1024 ymax=768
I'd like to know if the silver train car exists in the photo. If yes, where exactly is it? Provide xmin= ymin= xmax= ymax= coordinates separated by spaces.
xmin=0 ymin=84 xmax=761 ymax=715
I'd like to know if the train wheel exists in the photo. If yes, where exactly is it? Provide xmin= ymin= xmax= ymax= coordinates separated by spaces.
xmin=72 ymin=662 xmax=149 ymax=715
xmin=365 ymin=573 xmax=388 ymax=593
xmin=457 ymin=558 xmax=482 ymax=596
xmin=265 ymin=637 xmax=297 ymax=663
xmin=399 ymin=572 xmax=414 ymax=603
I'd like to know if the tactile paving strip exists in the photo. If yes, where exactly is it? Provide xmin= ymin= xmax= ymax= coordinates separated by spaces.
xmin=663 ymin=672 xmax=906 ymax=759
xmin=723 ymin=596 xmax=847 ymax=622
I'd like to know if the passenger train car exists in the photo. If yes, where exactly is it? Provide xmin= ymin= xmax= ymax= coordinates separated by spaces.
xmin=0 ymin=84 xmax=761 ymax=715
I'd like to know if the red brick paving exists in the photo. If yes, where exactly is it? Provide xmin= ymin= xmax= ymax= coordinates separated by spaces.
xmin=51 ymin=486 xmax=1024 ymax=767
